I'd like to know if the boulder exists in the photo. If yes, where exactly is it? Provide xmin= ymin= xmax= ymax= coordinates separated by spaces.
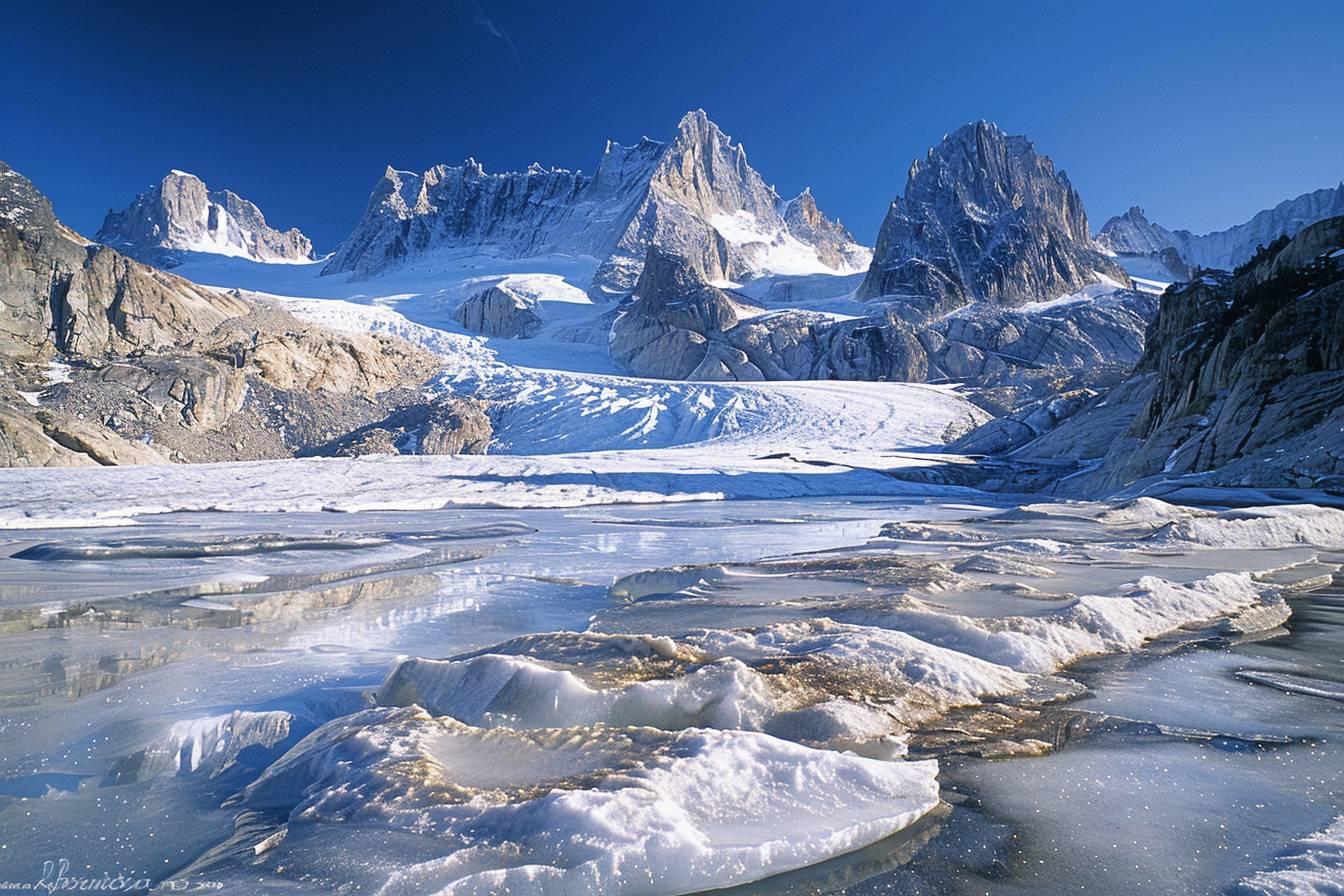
xmin=454 ymin=284 xmax=544 ymax=338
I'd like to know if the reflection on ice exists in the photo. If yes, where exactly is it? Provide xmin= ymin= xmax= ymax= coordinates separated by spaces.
xmin=0 ymin=496 xmax=1340 ymax=893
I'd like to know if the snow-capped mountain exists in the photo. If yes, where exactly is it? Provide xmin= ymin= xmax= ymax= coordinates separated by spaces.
xmin=97 ymin=170 xmax=315 ymax=267
xmin=1097 ymin=182 xmax=1344 ymax=273
xmin=1092 ymin=206 xmax=1182 ymax=256
xmin=323 ymin=110 xmax=870 ymax=295
xmin=858 ymin=121 xmax=1125 ymax=309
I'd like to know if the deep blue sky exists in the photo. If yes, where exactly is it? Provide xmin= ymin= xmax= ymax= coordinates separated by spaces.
xmin=4 ymin=0 xmax=1342 ymax=251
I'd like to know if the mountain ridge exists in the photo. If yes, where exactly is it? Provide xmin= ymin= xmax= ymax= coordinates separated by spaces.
xmin=1097 ymin=182 xmax=1344 ymax=276
xmin=322 ymin=110 xmax=870 ymax=295
xmin=1 ymin=160 xmax=487 ymax=468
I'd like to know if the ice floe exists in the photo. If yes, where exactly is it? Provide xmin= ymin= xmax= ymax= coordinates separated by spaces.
xmin=1151 ymin=504 xmax=1344 ymax=549
xmin=240 ymin=707 xmax=940 ymax=895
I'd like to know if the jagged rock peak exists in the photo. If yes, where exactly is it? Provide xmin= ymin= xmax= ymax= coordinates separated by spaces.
xmin=0 ymin=159 xmax=61 ymax=234
xmin=906 ymin=121 xmax=1091 ymax=244
xmin=650 ymin=109 xmax=776 ymax=221
xmin=325 ymin=110 xmax=871 ymax=289
xmin=97 ymin=170 xmax=315 ymax=267
xmin=858 ymin=120 xmax=1124 ymax=308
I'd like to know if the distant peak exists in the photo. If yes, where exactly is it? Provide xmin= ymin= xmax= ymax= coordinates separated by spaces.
xmin=99 ymin=166 xmax=315 ymax=264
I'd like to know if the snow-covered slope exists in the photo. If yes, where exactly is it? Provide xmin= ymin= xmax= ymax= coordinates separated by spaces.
xmin=322 ymin=110 xmax=870 ymax=295
xmin=97 ymin=171 xmax=315 ymax=266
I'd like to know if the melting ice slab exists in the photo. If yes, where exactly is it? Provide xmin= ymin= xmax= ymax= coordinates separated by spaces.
xmin=241 ymin=707 xmax=939 ymax=895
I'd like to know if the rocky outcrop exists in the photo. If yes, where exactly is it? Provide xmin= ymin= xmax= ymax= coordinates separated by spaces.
xmin=1018 ymin=216 xmax=1344 ymax=492
xmin=1096 ymin=184 xmax=1344 ymax=277
xmin=310 ymin=399 xmax=492 ymax=457
xmin=323 ymin=111 xmax=869 ymax=295
xmin=1 ymin=161 xmax=249 ymax=362
xmin=858 ymin=121 xmax=1125 ymax=311
xmin=609 ymin=249 xmax=1154 ymax=405
xmin=454 ymin=284 xmax=544 ymax=338
xmin=1 ymin=301 xmax=462 ymax=465
xmin=0 ymin=161 xmax=488 ymax=467
xmin=97 ymin=171 xmax=315 ymax=266
xmin=951 ymin=388 xmax=1098 ymax=455
xmin=783 ymin=188 xmax=868 ymax=272
xmin=609 ymin=247 xmax=757 ymax=379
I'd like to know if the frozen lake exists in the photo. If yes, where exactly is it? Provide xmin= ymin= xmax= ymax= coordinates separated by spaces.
xmin=0 ymin=494 xmax=1339 ymax=894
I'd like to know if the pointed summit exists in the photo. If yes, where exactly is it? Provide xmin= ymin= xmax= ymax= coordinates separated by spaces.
xmin=859 ymin=121 xmax=1124 ymax=307
xmin=649 ymin=110 xmax=776 ymax=221
xmin=1095 ymin=206 xmax=1181 ymax=257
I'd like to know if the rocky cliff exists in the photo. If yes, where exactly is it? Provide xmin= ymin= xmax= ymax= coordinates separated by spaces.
xmin=323 ymin=111 xmax=870 ymax=295
xmin=97 ymin=171 xmax=315 ymax=266
xmin=858 ymin=121 xmax=1125 ymax=310
xmin=0 ymin=161 xmax=486 ymax=467
xmin=1019 ymin=216 xmax=1344 ymax=492
xmin=454 ymin=283 xmax=544 ymax=338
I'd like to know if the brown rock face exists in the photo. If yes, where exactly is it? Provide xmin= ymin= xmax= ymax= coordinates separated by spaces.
xmin=0 ymin=160 xmax=490 ymax=467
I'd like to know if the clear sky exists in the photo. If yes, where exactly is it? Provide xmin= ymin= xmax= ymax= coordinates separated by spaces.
xmin=4 ymin=0 xmax=1341 ymax=251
